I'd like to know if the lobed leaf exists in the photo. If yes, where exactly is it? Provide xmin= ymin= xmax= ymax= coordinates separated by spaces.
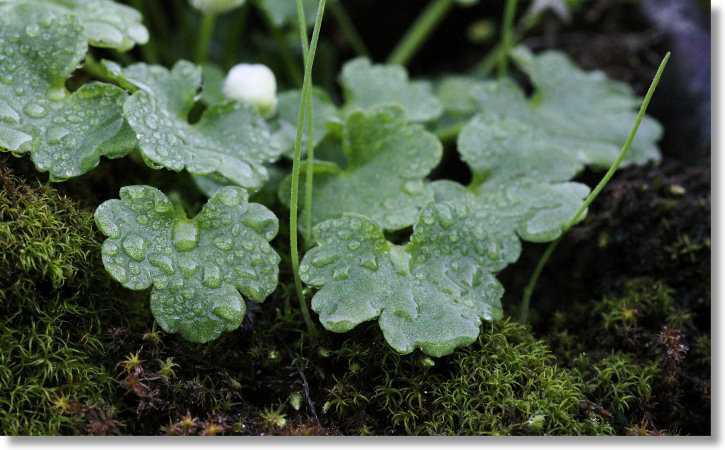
xmin=471 ymin=46 xmax=663 ymax=168
xmin=279 ymin=106 xmax=442 ymax=232
xmin=0 ymin=4 xmax=132 ymax=181
xmin=95 ymin=185 xmax=280 ymax=342
xmin=103 ymin=60 xmax=281 ymax=191
xmin=0 ymin=0 xmax=148 ymax=51
xmin=341 ymin=58 xmax=443 ymax=122
xmin=301 ymin=200 xmax=518 ymax=357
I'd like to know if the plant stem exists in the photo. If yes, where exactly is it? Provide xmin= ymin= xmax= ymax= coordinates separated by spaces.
xmin=290 ymin=0 xmax=327 ymax=336
xmin=328 ymin=0 xmax=370 ymax=57
xmin=497 ymin=0 xmax=519 ymax=78
xmin=387 ymin=0 xmax=454 ymax=66
xmin=296 ymin=0 xmax=316 ymax=246
xmin=518 ymin=52 xmax=670 ymax=323
xmin=196 ymin=13 xmax=217 ymax=63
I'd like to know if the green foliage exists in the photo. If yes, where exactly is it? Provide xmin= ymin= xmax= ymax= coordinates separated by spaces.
xmin=301 ymin=200 xmax=518 ymax=357
xmin=281 ymin=106 xmax=442 ymax=232
xmin=95 ymin=185 xmax=280 ymax=342
xmin=341 ymin=58 xmax=443 ymax=122
xmin=0 ymin=0 xmax=148 ymax=50
xmin=326 ymin=319 xmax=614 ymax=435
xmin=0 ymin=3 xmax=133 ymax=181
xmin=0 ymin=162 xmax=140 ymax=435
xmin=102 ymin=60 xmax=281 ymax=191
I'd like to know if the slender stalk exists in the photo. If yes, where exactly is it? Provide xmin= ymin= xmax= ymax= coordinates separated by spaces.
xmin=297 ymin=0 xmax=316 ymax=245
xmin=328 ymin=0 xmax=370 ymax=57
xmin=497 ymin=0 xmax=519 ymax=78
xmin=196 ymin=13 xmax=217 ymax=63
xmin=290 ymin=0 xmax=328 ymax=336
xmin=519 ymin=52 xmax=671 ymax=323
xmin=387 ymin=0 xmax=454 ymax=66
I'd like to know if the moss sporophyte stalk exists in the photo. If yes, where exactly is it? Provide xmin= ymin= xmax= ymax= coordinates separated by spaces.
xmin=1 ymin=1 xmax=686 ymax=435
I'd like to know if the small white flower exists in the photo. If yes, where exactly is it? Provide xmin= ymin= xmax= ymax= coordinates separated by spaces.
xmin=222 ymin=63 xmax=278 ymax=118
xmin=189 ymin=0 xmax=246 ymax=16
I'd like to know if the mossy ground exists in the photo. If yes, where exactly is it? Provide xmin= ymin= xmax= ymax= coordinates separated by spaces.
xmin=0 ymin=150 xmax=711 ymax=436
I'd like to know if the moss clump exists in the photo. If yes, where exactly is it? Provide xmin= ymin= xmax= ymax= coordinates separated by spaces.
xmin=546 ymin=278 xmax=710 ymax=435
xmin=324 ymin=319 xmax=613 ymax=435
xmin=0 ymin=159 xmax=146 ymax=435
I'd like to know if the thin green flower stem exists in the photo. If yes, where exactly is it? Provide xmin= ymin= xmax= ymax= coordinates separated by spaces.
xmin=257 ymin=2 xmax=303 ymax=87
xmin=195 ymin=13 xmax=217 ymax=63
xmin=290 ymin=0 xmax=328 ymax=336
xmin=497 ymin=0 xmax=519 ymax=78
xmin=387 ymin=0 xmax=455 ymax=66
xmin=328 ymin=0 xmax=370 ymax=57
xmin=296 ymin=0 xmax=316 ymax=245
xmin=519 ymin=52 xmax=671 ymax=324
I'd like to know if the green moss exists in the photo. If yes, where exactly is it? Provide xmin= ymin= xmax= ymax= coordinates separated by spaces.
xmin=325 ymin=319 xmax=613 ymax=435
xmin=0 ymin=160 xmax=147 ymax=435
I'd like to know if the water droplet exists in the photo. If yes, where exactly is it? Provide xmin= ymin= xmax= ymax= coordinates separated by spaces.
xmin=103 ymin=242 xmax=119 ymax=257
xmin=173 ymin=220 xmax=199 ymax=251
xmin=23 ymin=102 xmax=47 ymax=118
xmin=25 ymin=24 xmax=40 ymax=38
xmin=311 ymin=252 xmax=337 ymax=268
xmin=0 ymin=100 xmax=20 ymax=124
xmin=104 ymin=263 xmax=129 ymax=286
xmin=46 ymin=127 xmax=70 ymax=144
xmin=402 ymin=180 xmax=424 ymax=195
xmin=178 ymin=258 xmax=198 ymax=279
xmin=332 ymin=267 xmax=349 ymax=281
xmin=360 ymin=256 xmax=378 ymax=271
xmin=149 ymin=254 xmax=174 ymax=275
xmin=234 ymin=267 xmax=259 ymax=281
xmin=122 ymin=234 xmax=147 ymax=261
xmin=203 ymin=265 xmax=222 ymax=288
xmin=213 ymin=235 xmax=233 ymax=251
xmin=213 ymin=304 xmax=240 ymax=322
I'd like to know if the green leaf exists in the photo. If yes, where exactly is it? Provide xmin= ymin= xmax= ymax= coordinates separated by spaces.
xmin=257 ymin=0 xmax=318 ymax=27
xmin=95 ymin=185 xmax=280 ymax=343
xmin=279 ymin=106 xmax=442 ymax=232
xmin=341 ymin=58 xmax=443 ymax=122
xmin=0 ymin=4 xmax=132 ymax=181
xmin=474 ymin=46 xmax=663 ymax=168
xmin=301 ymin=200 xmax=517 ymax=357
xmin=273 ymin=88 xmax=339 ymax=158
xmin=104 ymin=60 xmax=281 ymax=191
xmin=0 ymin=0 xmax=149 ymax=51
xmin=435 ymin=47 xmax=663 ymax=244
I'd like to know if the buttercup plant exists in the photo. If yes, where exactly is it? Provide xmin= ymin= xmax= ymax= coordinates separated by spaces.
xmin=0 ymin=0 xmax=669 ymax=359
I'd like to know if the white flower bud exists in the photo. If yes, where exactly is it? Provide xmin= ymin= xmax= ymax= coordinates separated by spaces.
xmin=189 ymin=0 xmax=246 ymax=16
xmin=222 ymin=63 xmax=278 ymax=118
